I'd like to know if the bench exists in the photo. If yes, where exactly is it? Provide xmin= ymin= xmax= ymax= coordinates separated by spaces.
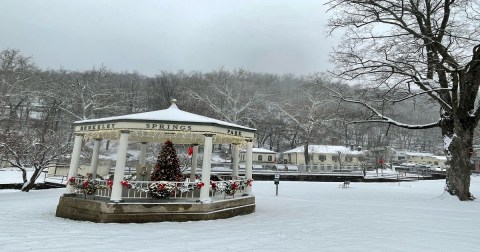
xmin=339 ymin=181 xmax=350 ymax=188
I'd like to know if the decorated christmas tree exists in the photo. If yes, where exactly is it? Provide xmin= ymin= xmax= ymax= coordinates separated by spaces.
xmin=150 ymin=140 xmax=183 ymax=182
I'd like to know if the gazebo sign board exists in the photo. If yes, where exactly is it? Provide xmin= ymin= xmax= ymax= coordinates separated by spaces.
xmin=55 ymin=99 xmax=257 ymax=223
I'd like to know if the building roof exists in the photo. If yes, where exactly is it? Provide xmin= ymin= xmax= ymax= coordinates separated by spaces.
xmin=71 ymin=99 xmax=256 ymax=144
xmin=405 ymin=152 xmax=434 ymax=157
xmin=283 ymin=145 xmax=363 ymax=155
xmin=75 ymin=101 xmax=255 ymax=132
xmin=432 ymin=156 xmax=447 ymax=161
xmin=240 ymin=148 xmax=277 ymax=154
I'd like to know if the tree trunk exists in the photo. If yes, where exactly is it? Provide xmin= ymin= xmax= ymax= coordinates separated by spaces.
xmin=304 ymin=140 xmax=309 ymax=165
xmin=21 ymin=168 xmax=27 ymax=183
xmin=21 ymin=166 xmax=43 ymax=192
xmin=444 ymin=128 xmax=475 ymax=200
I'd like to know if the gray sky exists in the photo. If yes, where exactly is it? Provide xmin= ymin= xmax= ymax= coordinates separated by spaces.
xmin=1 ymin=0 xmax=337 ymax=76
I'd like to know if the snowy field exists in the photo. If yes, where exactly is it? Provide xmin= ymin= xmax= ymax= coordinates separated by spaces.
xmin=0 ymin=168 xmax=46 ymax=184
xmin=1 ymin=173 xmax=480 ymax=252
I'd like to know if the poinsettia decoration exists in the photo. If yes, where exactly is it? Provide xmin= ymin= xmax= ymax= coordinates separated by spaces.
xmin=106 ymin=179 xmax=113 ymax=189
xmin=121 ymin=180 xmax=132 ymax=189
xmin=210 ymin=181 xmax=217 ymax=190
xmin=68 ymin=176 xmax=106 ymax=196
xmin=224 ymin=181 xmax=239 ymax=196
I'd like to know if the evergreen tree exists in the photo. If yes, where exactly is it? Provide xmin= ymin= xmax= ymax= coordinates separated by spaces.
xmin=150 ymin=140 xmax=183 ymax=181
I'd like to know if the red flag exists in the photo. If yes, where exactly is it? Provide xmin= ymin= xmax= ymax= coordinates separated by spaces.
xmin=187 ymin=146 xmax=193 ymax=156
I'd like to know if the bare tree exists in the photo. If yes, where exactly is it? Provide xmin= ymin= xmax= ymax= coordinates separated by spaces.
xmin=188 ymin=68 xmax=265 ymax=125
xmin=0 ymin=49 xmax=38 ymax=132
xmin=273 ymin=74 xmax=340 ymax=164
xmin=327 ymin=0 xmax=480 ymax=200
xmin=47 ymin=66 xmax=128 ymax=121
xmin=0 ymin=106 xmax=72 ymax=191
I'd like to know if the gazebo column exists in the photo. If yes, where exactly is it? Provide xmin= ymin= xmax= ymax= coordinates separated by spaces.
xmin=232 ymin=143 xmax=240 ymax=179
xmin=199 ymin=134 xmax=214 ymax=203
xmin=139 ymin=142 xmax=147 ymax=167
xmin=89 ymin=138 xmax=101 ymax=179
xmin=245 ymin=139 xmax=253 ymax=195
xmin=66 ymin=133 xmax=84 ymax=194
xmin=189 ymin=144 xmax=199 ymax=182
xmin=110 ymin=130 xmax=130 ymax=202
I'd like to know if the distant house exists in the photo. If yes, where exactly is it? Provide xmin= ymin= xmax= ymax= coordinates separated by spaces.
xmin=404 ymin=152 xmax=448 ymax=169
xmin=240 ymin=148 xmax=277 ymax=164
xmin=282 ymin=145 xmax=365 ymax=171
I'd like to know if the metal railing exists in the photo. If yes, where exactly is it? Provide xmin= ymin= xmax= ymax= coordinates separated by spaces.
xmin=72 ymin=177 xmax=248 ymax=201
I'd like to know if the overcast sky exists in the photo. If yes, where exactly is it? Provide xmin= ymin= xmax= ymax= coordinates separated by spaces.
xmin=1 ymin=0 xmax=337 ymax=77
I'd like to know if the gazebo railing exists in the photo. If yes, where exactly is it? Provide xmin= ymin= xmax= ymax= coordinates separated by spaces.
xmin=72 ymin=177 xmax=248 ymax=201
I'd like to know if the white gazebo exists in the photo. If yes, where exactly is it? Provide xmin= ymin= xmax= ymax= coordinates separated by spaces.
xmin=56 ymin=99 xmax=256 ymax=223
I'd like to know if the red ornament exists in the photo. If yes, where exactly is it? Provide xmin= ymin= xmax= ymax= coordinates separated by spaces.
xmin=247 ymin=179 xmax=254 ymax=186
xmin=187 ymin=146 xmax=193 ymax=156
xmin=106 ymin=180 xmax=113 ymax=189
xmin=378 ymin=159 xmax=384 ymax=164
xmin=197 ymin=182 xmax=205 ymax=189
xmin=68 ymin=177 xmax=76 ymax=184
xmin=158 ymin=183 xmax=166 ymax=191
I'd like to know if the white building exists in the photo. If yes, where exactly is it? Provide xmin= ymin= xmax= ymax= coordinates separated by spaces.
xmin=240 ymin=148 xmax=277 ymax=163
xmin=283 ymin=145 xmax=365 ymax=171
xmin=404 ymin=152 xmax=448 ymax=169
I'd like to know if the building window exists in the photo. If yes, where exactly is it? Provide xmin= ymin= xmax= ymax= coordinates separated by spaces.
xmin=332 ymin=156 xmax=339 ymax=162
xmin=357 ymin=156 xmax=365 ymax=162
xmin=318 ymin=155 xmax=326 ymax=162
xmin=434 ymin=161 xmax=438 ymax=165
xmin=288 ymin=154 xmax=291 ymax=162
xmin=345 ymin=156 xmax=353 ymax=162
xmin=258 ymin=155 xmax=263 ymax=161
xmin=268 ymin=155 xmax=273 ymax=161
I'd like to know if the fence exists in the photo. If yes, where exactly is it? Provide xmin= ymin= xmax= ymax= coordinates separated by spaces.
xmin=72 ymin=177 xmax=248 ymax=201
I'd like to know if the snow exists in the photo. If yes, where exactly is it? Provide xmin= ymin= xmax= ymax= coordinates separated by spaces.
xmin=443 ymin=134 xmax=455 ymax=151
xmin=432 ymin=155 xmax=447 ymax=161
xmin=284 ymin=145 xmax=363 ymax=155
xmin=241 ymin=147 xmax=277 ymax=154
xmin=405 ymin=152 xmax=434 ymax=157
xmin=0 ymin=168 xmax=45 ymax=184
xmin=2 ymin=175 xmax=480 ymax=251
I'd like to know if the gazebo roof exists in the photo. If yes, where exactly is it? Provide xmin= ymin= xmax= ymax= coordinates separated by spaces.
xmin=73 ymin=100 xmax=256 ymax=144
xmin=283 ymin=145 xmax=364 ymax=155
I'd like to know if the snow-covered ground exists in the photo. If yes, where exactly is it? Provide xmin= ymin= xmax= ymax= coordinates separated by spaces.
xmin=1 ymin=174 xmax=480 ymax=251
xmin=0 ymin=168 xmax=46 ymax=184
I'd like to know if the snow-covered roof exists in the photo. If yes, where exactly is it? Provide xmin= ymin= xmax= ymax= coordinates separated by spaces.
xmin=72 ymin=100 xmax=256 ymax=144
xmin=405 ymin=152 xmax=434 ymax=157
xmin=432 ymin=155 xmax=447 ymax=161
xmin=240 ymin=148 xmax=277 ymax=154
xmin=74 ymin=101 xmax=255 ymax=132
xmin=283 ymin=145 xmax=364 ymax=155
